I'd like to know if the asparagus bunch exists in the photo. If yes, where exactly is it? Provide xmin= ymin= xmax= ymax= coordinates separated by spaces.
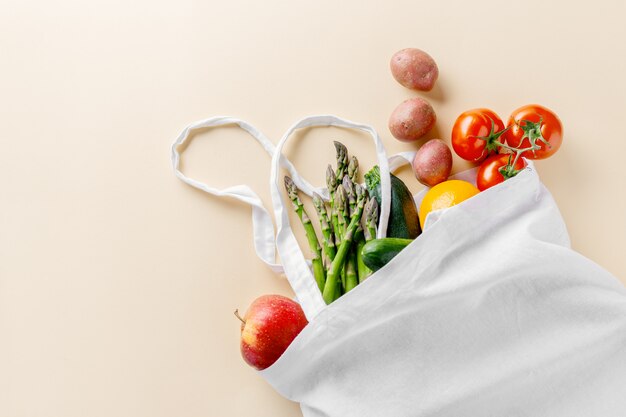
xmin=283 ymin=141 xmax=376 ymax=305
xmin=322 ymin=188 xmax=366 ymax=303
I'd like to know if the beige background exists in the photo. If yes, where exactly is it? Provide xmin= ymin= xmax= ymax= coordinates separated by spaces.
xmin=2 ymin=1 xmax=625 ymax=416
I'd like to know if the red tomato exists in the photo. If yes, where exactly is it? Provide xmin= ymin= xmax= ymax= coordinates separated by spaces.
xmin=503 ymin=104 xmax=563 ymax=159
xmin=451 ymin=108 xmax=506 ymax=163
xmin=477 ymin=154 xmax=526 ymax=191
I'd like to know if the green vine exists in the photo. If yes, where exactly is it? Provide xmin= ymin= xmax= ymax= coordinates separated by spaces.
xmin=477 ymin=117 xmax=549 ymax=178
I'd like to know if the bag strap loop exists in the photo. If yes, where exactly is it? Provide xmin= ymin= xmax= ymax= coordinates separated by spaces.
xmin=171 ymin=116 xmax=314 ymax=274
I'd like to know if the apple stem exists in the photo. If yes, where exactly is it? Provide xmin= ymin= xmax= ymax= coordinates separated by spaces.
xmin=233 ymin=309 xmax=246 ymax=324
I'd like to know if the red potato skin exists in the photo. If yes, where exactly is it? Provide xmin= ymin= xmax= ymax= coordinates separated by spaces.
xmin=390 ymin=48 xmax=439 ymax=91
xmin=413 ymin=139 xmax=452 ymax=187
xmin=389 ymin=98 xmax=437 ymax=142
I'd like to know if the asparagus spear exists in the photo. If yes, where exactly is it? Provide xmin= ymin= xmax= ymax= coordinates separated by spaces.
xmin=284 ymin=176 xmax=326 ymax=292
xmin=326 ymin=165 xmax=341 ymax=246
xmin=335 ymin=146 xmax=349 ymax=291
xmin=312 ymin=192 xmax=336 ymax=263
xmin=358 ymin=196 xmax=378 ymax=282
xmin=335 ymin=186 xmax=348 ymax=239
xmin=363 ymin=197 xmax=379 ymax=241
xmin=354 ymin=183 xmax=368 ymax=226
xmin=348 ymin=161 xmax=362 ymax=287
xmin=322 ymin=191 xmax=367 ymax=304
xmin=345 ymin=248 xmax=359 ymax=292
xmin=334 ymin=141 xmax=348 ymax=184
xmin=348 ymin=155 xmax=359 ymax=184
xmin=326 ymin=164 xmax=338 ymax=196
xmin=342 ymin=177 xmax=359 ymax=287
xmin=343 ymin=175 xmax=356 ymax=216
xmin=334 ymin=186 xmax=349 ymax=292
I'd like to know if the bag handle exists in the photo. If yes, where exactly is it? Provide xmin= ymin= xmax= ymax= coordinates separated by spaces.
xmin=269 ymin=115 xmax=392 ymax=319
xmin=171 ymin=116 xmax=315 ymax=274
xmin=388 ymin=151 xmax=416 ymax=172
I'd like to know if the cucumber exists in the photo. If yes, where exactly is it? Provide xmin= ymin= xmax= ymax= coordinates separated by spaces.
xmin=365 ymin=166 xmax=421 ymax=239
xmin=361 ymin=238 xmax=413 ymax=272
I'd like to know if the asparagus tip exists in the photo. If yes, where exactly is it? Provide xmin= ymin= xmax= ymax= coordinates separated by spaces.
xmin=342 ymin=174 xmax=354 ymax=192
xmin=326 ymin=165 xmax=337 ymax=192
xmin=284 ymin=176 xmax=296 ymax=198
xmin=334 ymin=141 xmax=348 ymax=165
xmin=335 ymin=185 xmax=347 ymax=208
xmin=333 ymin=140 xmax=347 ymax=154
xmin=312 ymin=192 xmax=323 ymax=209
xmin=348 ymin=156 xmax=359 ymax=181
xmin=355 ymin=183 xmax=366 ymax=200
xmin=364 ymin=197 xmax=379 ymax=219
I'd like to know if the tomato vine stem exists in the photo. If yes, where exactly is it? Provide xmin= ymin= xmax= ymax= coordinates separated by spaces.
xmin=474 ymin=118 xmax=511 ymax=155
xmin=478 ymin=117 xmax=547 ymax=179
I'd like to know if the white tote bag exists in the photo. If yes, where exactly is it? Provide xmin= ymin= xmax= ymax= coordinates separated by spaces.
xmin=172 ymin=115 xmax=626 ymax=417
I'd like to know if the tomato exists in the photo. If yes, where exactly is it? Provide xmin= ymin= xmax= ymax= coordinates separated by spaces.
xmin=451 ymin=108 xmax=507 ymax=163
xmin=502 ymin=104 xmax=562 ymax=160
xmin=476 ymin=154 xmax=526 ymax=191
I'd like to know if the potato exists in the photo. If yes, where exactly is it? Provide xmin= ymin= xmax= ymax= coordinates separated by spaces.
xmin=388 ymin=97 xmax=436 ymax=142
xmin=412 ymin=139 xmax=452 ymax=187
xmin=390 ymin=48 xmax=439 ymax=91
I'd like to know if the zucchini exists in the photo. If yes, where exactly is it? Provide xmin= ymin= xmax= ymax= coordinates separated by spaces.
xmin=365 ymin=166 xmax=421 ymax=239
xmin=361 ymin=238 xmax=413 ymax=272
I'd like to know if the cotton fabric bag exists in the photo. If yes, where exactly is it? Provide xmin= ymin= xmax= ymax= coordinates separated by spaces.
xmin=172 ymin=115 xmax=626 ymax=417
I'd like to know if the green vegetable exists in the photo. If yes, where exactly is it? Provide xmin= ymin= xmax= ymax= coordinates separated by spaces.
xmin=348 ymin=156 xmax=359 ymax=183
xmin=345 ymin=248 xmax=358 ymax=293
xmin=312 ymin=192 xmax=336 ymax=264
xmin=357 ymin=197 xmax=378 ymax=283
xmin=326 ymin=165 xmax=341 ymax=247
xmin=361 ymin=238 xmax=413 ymax=272
xmin=364 ymin=166 xmax=421 ymax=239
xmin=284 ymin=176 xmax=326 ymax=291
xmin=334 ymin=185 xmax=349 ymax=291
xmin=322 ymin=191 xmax=366 ymax=304
xmin=334 ymin=141 xmax=348 ymax=185
xmin=363 ymin=198 xmax=379 ymax=241
xmin=355 ymin=238 xmax=368 ymax=283
xmin=284 ymin=142 xmax=418 ymax=304
xmin=343 ymin=175 xmax=356 ymax=216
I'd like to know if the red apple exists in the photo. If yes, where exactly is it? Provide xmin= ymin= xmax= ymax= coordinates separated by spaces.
xmin=235 ymin=294 xmax=308 ymax=370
